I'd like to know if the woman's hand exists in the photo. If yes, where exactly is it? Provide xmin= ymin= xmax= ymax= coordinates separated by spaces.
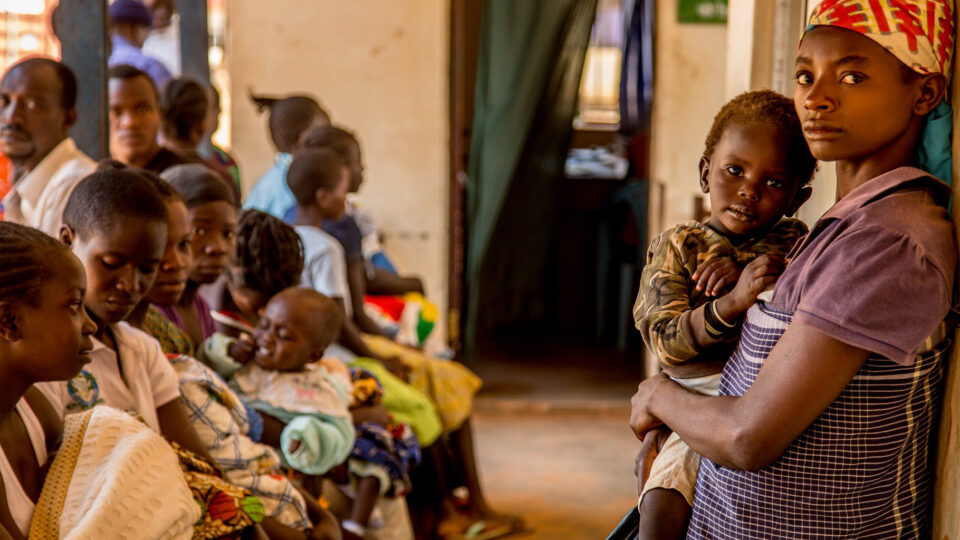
xmin=693 ymin=256 xmax=741 ymax=297
xmin=630 ymin=374 xmax=669 ymax=440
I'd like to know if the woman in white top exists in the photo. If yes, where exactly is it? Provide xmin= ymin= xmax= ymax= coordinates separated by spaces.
xmin=0 ymin=222 xmax=96 ymax=538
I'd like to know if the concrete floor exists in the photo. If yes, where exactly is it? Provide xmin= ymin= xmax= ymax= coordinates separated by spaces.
xmin=472 ymin=409 xmax=639 ymax=539
xmin=465 ymin=336 xmax=643 ymax=539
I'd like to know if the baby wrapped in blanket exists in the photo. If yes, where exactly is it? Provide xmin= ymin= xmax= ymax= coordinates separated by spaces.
xmin=228 ymin=288 xmax=421 ymax=538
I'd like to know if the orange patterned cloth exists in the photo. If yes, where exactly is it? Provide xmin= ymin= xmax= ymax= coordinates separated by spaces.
xmin=807 ymin=0 xmax=955 ymax=76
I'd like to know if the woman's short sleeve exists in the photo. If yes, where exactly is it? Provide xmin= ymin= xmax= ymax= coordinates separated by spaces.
xmin=790 ymin=226 xmax=951 ymax=365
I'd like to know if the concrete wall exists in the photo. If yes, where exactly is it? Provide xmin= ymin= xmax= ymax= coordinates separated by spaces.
xmin=648 ymin=0 xmax=728 ymax=234
xmin=226 ymin=0 xmax=451 ymax=339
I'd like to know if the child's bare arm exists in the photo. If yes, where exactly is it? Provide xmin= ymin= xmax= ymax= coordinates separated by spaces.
xmin=259 ymin=411 xmax=287 ymax=448
xmin=157 ymin=399 xmax=218 ymax=467
xmin=334 ymin=298 xmax=410 ymax=380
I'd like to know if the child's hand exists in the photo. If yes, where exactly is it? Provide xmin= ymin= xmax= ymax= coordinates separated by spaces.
xmin=228 ymin=338 xmax=255 ymax=364
xmin=693 ymin=256 xmax=741 ymax=297
xmin=287 ymin=438 xmax=302 ymax=454
xmin=726 ymin=255 xmax=785 ymax=314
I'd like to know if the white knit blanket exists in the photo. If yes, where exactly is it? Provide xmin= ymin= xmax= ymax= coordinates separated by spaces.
xmin=29 ymin=405 xmax=200 ymax=539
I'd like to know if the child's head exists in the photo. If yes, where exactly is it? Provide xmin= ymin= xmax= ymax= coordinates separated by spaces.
xmin=142 ymin=172 xmax=192 ymax=307
xmin=250 ymin=93 xmax=330 ymax=154
xmin=0 ymin=222 xmax=96 ymax=382
xmin=61 ymin=169 xmax=168 ymax=326
xmin=228 ymin=209 xmax=305 ymax=318
xmin=287 ymin=148 xmax=351 ymax=220
xmin=93 ymin=160 xmax=191 ymax=308
xmin=253 ymin=288 xmax=343 ymax=372
xmin=160 ymin=77 xmax=209 ymax=147
xmin=299 ymin=125 xmax=364 ymax=192
xmin=797 ymin=2 xmax=950 ymax=165
xmin=699 ymin=90 xmax=815 ymax=237
xmin=162 ymin=164 xmax=238 ymax=286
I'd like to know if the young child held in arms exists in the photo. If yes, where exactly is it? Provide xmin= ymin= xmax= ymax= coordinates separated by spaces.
xmin=633 ymin=90 xmax=816 ymax=537
xmin=232 ymin=288 xmax=419 ymax=539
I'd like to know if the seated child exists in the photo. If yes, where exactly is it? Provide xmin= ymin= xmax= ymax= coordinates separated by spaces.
xmin=286 ymin=148 xmax=511 ymax=535
xmin=157 ymin=163 xmax=238 ymax=352
xmin=203 ymin=209 xmax=444 ymax=452
xmin=298 ymin=125 xmax=423 ymax=299
xmin=286 ymin=148 xmax=481 ymax=433
xmin=245 ymin=93 xmax=331 ymax=221
xmin=230 ymin=288 xmax=419 ymax=539
xmin=633 ymin=90 xmax=816 ymax=537
xmin=35 ymin=169 xmax=265 ymax=538
xmin=297 ymin=125 xmax=445 ymax=356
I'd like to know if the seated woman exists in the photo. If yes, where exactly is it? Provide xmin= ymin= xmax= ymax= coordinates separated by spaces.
xmin=0 ymin=222 xmax=198 ymax=539
xmin=630 ymin=1 xmax=956 ymax=538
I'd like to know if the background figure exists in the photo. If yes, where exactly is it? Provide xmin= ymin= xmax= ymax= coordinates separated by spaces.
xmin=160 ymin=77 xmax=239 ymax=201
xmin=0 ymin=58 xmax=95 ymax=236
xmin=108 ymin=0 xmax=172 ymax=89
xmin=243 ymin=94 xmax=330 ymax=219
xmin=142 ymin=0 xmax=181 ymax=76
xmin=200 ymin=84 xmax=242 ymax=197
xmin=109 ymin=65 xmax=185 ymax=173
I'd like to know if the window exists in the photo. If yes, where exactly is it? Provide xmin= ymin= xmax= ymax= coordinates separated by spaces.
xmin=0 ymin=0 xmax=59 ymax=69
xmin=575 ymin=0 xmax=631 ymax=129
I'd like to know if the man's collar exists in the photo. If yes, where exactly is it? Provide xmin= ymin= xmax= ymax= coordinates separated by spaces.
xmin=15 ymin=137 xmax=77 ymax=206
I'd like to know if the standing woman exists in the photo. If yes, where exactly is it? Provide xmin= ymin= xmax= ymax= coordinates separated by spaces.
xmin=630 ymin=1 xmax=957 ymax=538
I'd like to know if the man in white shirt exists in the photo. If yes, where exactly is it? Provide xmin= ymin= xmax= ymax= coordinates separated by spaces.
xmin=0 ymin=58 xmax=95 ymax=236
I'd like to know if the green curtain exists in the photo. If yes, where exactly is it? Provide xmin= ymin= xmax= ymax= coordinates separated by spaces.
xmin=465 ymin=0 xmax=598 ymax=349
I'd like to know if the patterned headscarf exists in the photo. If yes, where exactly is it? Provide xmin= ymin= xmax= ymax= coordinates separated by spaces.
xmin=806 ymin=0 xmax=955 ymax=78
xmin=804 ymin=0 xmax=956 ymax=184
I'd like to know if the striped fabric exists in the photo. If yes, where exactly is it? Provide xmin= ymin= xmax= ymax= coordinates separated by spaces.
xmin=688 ymin=301 xmax=947 ymax=539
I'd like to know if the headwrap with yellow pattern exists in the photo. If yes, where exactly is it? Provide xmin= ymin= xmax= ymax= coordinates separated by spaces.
xmin=807 ymin=0 xmax=954 ymax=77
xmin=804 ymin=0 xmax=956 ymax=183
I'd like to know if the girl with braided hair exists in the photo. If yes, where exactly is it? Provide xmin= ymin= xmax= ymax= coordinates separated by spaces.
xmin=0 ymin=222 xmax=97 ymax=538
xmin=244 ymin=93 xmax=331 ymax=220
